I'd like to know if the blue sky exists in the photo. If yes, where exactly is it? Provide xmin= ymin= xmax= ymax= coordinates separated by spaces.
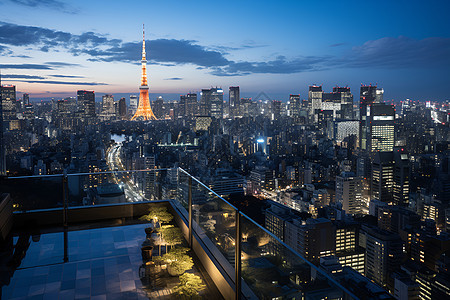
xmin=0 ymin=0 xmax=449 ymax=101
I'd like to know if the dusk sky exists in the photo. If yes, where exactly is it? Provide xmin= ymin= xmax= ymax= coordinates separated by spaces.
xmin=1 ymin=0 xmax=449 ymax=101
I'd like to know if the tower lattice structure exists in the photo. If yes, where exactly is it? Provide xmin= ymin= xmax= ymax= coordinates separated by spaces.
xmin=131 ymin=25 xmax=157 ymax=121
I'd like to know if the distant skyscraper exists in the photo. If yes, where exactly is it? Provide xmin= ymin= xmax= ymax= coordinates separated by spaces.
xmin=129 ymin=95 xmax=138 ymax=114
xmin=361 ymin=225 xmax=403 ymax=290
xmin=371 ymin=152 xmax=394 ymax=202
xmin=359 ymin=85 xmax=377 ymax=150
xmin=308 ymin=85 xmax=323 ymax=123
xmin=180 ymin=93 xmax=197 ymax=117
xmin=77 ymin=90 xmax=96 ymax=119
xmin=229 ymin=86 xmax=239 ymax=118
xmin=22 ymin=93 xmax=29 ymax=108
xmin=1 ymin=84 xmax=16 ymax=120
xmin=288 ymin=94 xmax=300 ymax=122
xmin=118 ymin=97 xmax=127 ymax=119
xmin=101 ymin=94 xmax=115 ymax=116
xmin=131 ymin=25 xmax=157 ymax=121
xmin=200 ymin=87 xmax=223 ymax=118
xmin=336 ymin=172 xmax=364 ymax=214
xmin=333 ymin=86 xmax=354 ymax=119
xmin=367 ymin=103 xmax=395 ymax=153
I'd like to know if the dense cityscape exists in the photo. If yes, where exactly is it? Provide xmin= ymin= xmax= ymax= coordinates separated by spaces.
xmin=1 ymin=1 xmax=450 ymax=299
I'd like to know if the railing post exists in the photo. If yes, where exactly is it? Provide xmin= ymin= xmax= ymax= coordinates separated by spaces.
xmin=188 ymin=176 xmax=192 ymax=248
xmin=62 ymin=172 xmax=68 ymax=262
xmin=235 ymin=210 xmax=241 ymax=300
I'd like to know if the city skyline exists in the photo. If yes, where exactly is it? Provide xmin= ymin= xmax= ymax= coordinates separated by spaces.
xmin=1 ymin=0 xmax=450 ymax=101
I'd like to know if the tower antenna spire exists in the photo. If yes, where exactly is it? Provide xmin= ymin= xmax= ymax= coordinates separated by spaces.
xmin=132 ymin=25 xmax=157 ymax=121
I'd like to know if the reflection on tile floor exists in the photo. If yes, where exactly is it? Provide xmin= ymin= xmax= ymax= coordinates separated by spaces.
xmin=1 ymin=223 xmax=221 ymax=299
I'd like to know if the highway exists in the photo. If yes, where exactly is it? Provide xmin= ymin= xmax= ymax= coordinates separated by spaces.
xmin=107 ymin=143 xmax=145 ymax=202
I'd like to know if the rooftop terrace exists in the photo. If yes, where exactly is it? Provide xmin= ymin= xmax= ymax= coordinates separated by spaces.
xmin=0 ymin=168 xmax=358 ymax=299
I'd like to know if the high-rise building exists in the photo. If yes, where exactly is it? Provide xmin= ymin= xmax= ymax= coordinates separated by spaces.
xmin=200 ymin=87 xmax=223 ymax=118
xmin=22 ymin=93 xmax=29 ymax=108
xmin=1 ymin=84 xmax=16 ymax=120
xmin=118 ymin=97 xmax=127 ymax=119
xmin=131 ymin=25 xmax=157 ymax=121
xmin=359 ymin=85 xmax=377 ymax=150
xmin=288 ymin=94 xmax=300 ymax=122
xmin=129 ymin=95 xmax=138 ymax=115
xmin=367 ymin=103 xmax=395 ymax=153
xmin=77 ymin=90 xmax=96 ymax=120
xmin=336 ymin=172 xmax=364 ymax=215
xmin=100 ymin=94 xmax=115 ymax=120
xmin=393 ymin=149 xmax=410 ymax=206
xmin=285 ymin=218 xmax=336 ymax=263
xmin=361 ymin=225 xmax=403 ymax=290
xmin=229 ymin=86 xmax=239 ymax=118
xmin=309 ymin=85 xmax=323 ymax=123
xmin=180 ymin=93 xmax=197 ymax=117
xmin=333 ymin=86 xmax=354 ymax=119
xmin=371 ymin=152 xmax=394 ymax=203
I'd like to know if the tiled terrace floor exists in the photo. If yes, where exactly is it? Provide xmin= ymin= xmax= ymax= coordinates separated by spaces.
xmin=0 ymin=223 xmax=222 ymax=299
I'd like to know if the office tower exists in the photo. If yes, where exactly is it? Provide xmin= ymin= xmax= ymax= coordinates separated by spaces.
xmin=285 ymin=218 xmax=336 ymax=263
xmin=359 ymin=85 xmax=377 ymax=150
xmin=376 ymin=88 xmax=384 ymax=103
xmin=229 ymin=86 xmax=239 ymax=118
xmin=129 ymin=95 xmax=138 ymax=114
xmin=77 ymin=90 xmax=96 ymax=119
xmin=118 ymin=97 xmax=127 ymax=119
xmin=322 ymin=91 xmax=341 ymax=120
xmin=131 ymin=25 xmax=157 ymax=120
xmin=308 ymin=85 xmax=323 ymax=123
xmin=371 ymin=152 xmax=394 ymax=202
xmin=393 ymin=149 xmax=410 ymax=206
xmin=200 ymin=87 xmax=223 ymax=118
xmin=288 ymin=94 xmax=300 ymax=122
xmin=333 ymin=86 xmax=354 ymax=119
xmin=367 ymin=103 xmax=395 ymax=153
xmin=1 ymin=84 xmax=16 ymax=120
xmin=22 ymin=93 xmax=29 ymax=108
xmin=271 ymin=100 xmax=281 ymax=120
xmin=101 ymin=94 xmax=115 ymax=120
xmin=0 ymin=74 xmax=4 ymax=176
xmin=152 ymin=96 xmax=164 ymax=118
xmin=336 ymin=172 xmax=364 ymax=215
xmin=335 ymin=222 xmax=365 ymax=275
xmin=180 ymin=93 xmax=197 ymax=117
xmin=361 ymin=225 xmax=403 ymax=290
xmin=332 ymin=120 xmax=359 ymax=144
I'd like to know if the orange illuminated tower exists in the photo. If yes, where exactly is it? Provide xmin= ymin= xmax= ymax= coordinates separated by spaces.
xmin=131 ymin=25 xmax=157 ymax=121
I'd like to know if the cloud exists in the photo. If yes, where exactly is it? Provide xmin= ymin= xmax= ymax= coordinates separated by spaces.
xmin=341 ymin=36 xmax=450 ymax=68
xmin=164 ymin=77 xmax=183 ymax=80
xmin=2 ymin=74 xmax=46 ymax=79
xmin=0 ymin=63 xmax=54 ymax=69
xmin=83 ymin=39 xmax=230 ymax=68
xmin=330 ymin=43 xmax=346 ymax=47
xmin=45 ymin=62 xmax=82 ymax=67
xmin=50 ymin=74 xmax=84 ymax=78
xmin=211 ymin=55 xmax=331 ymax=76
xmin=1 ymin=21 xmax=449 ymax=77
xmin=12 ymin=80 xmax=107 ymax=86
xmin=8 ymin=0 xmax=78 ymax=13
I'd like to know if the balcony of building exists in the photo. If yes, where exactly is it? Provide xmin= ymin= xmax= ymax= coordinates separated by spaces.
xmin=0 ymin=168 xmax=358 ymax=300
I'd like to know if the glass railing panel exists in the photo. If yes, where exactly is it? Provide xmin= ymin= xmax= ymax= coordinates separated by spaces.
xmin=0 ymin=175 xmax=64 ymax=211
xmin=66 ymin=169 xmax=173 ymax=206
xmin=239 ymin=213 xmax=355 ymax=300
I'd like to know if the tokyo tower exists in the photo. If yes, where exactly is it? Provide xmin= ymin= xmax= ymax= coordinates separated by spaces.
xmin=131 ymin=25 xmax=157 ymax=121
